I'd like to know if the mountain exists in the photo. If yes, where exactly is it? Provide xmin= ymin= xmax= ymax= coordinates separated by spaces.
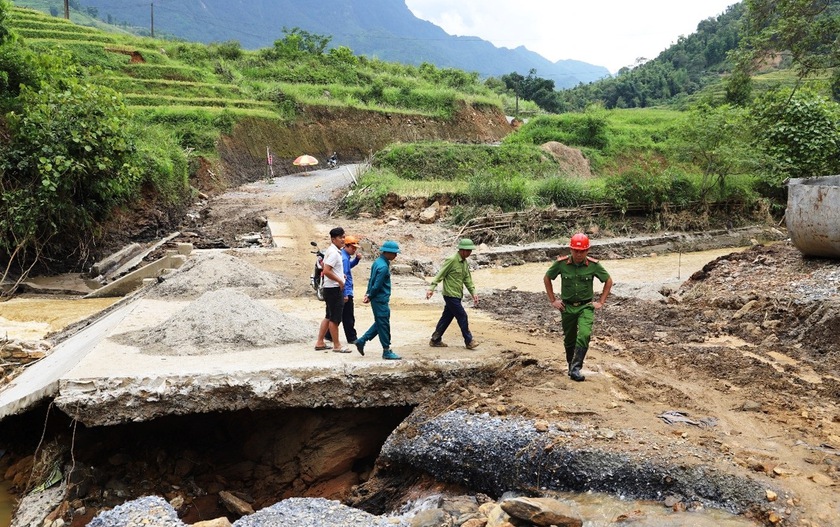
xmin=72 ymin=0 xmax=610 ymax=88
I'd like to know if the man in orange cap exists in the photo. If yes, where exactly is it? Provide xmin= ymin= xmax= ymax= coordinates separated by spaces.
xmin=340 ymin=235 xmax=363 ymax=344
xmin=543 ymin=233 xmax=612 ymax=382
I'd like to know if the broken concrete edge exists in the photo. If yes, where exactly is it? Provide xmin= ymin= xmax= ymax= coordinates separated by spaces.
xmin=89 ymin=232 xmax=181 ymax=280
xmin=54 ymin=359 xmax=506 ymax=427
xmin=379 ymin=409 xmax=789 ymax=520
xmin=83 ymin=253 xmax=187 ymax=299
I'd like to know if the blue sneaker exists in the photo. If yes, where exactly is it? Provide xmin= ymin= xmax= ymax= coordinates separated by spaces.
xmin=382 ymin=349 xmax=402 ymax=360
xmin=355 ymin=340 xmax=365 ymax=356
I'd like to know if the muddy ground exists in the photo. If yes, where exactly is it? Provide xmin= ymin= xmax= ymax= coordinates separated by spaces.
xmin=1 ymin=168 xmax=839 ymax=526
xmin=160 ymin=173 xmax=840 ymax=525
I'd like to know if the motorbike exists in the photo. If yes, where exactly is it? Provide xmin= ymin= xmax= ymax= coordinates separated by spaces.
xmin=310 ymin=241 xmax=325 ymax=301
xmin=327 ymin=152 xmax=339 ymax=169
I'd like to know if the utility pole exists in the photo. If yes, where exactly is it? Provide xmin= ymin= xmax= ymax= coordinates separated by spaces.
xmin=64 ymin=0 xmax=69 ymax=19
xmin=150 ymin=3 xmax=155 ymax=38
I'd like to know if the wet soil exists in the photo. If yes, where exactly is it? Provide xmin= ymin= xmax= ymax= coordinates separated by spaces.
xmin=177 ymin=172 xmax=840 ymax=525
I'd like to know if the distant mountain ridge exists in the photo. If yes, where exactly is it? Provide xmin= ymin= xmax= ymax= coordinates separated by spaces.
xmin=74 ymin=0 xmax=610 ymax=87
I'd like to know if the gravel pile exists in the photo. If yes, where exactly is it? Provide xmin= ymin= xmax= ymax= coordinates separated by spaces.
xmin=116 ymin=288 xmax=311 ymax=355
xmin=85 ymin=496 xmax=407 ymax=527
xmin=86 ymin=496 xmax=182 ymax=527
xmin=148 ymin=251 xmax=290 ymax=299
xmin=234 ymin=498 xmax=409 ymax=527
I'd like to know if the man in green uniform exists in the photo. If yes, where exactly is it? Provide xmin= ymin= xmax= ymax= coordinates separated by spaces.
xmin=426 ymin=238 xmax=479 ymax=349
xmin=355 ymin=240 xmax=401 ymax=360
xmin=543 ymin=233 xmax=613 ymax=382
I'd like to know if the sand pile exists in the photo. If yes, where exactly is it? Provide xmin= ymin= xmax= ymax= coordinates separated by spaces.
xmin=117 ymin=289 xmax=311 ymax=355
xmin=148 ymin=251 xmax=290 ymax=299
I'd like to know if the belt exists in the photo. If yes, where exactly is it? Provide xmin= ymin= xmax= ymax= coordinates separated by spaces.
xmin=567 ymin=299 xmax=592 ymax=307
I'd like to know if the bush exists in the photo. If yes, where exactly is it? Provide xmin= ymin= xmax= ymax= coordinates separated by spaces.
xmin=0 ymin=78 xmax=142 ymax=269
xmin=373 ymin=142 xmax=556 ymax=181
xmin=134 ymin=125 xmax=190 ymax=205
xmin=536 ymin=176 xmax=592 ymax=207
xmin=467 ymin=172 xmax=529 ymax=211
xmin=604 ymin=168 xmax=672 ymax=213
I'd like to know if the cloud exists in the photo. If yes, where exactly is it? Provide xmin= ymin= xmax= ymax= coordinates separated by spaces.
xmin=405 ymin=0 xmax=738 ymax=73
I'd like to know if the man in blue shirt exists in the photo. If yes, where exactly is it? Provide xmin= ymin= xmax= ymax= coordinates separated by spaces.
xmin=355 ymin=241 xmax=401 ymax=360
xmin=340 ymin=235 xmax=362 ymax=344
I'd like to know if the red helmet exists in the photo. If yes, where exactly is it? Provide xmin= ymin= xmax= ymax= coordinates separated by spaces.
xmin=570 ymin=233 xmax=590 ymax=250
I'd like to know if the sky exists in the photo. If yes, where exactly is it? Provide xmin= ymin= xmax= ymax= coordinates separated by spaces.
xmin=404 ymin=0 xmax=739 ymax=74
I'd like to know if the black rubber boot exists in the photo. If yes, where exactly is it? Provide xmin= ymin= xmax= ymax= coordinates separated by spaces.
xmin=569 ymin=347 xmax=587 ymax=382
xmin=565 ymin=348 xmax=574 ymax=371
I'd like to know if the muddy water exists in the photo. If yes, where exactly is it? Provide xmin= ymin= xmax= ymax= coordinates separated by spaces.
xmin=0 ymin=296 xmax=118 ymax=341
xmin=0 ymin=479 xmax=12 ymax=527
xmin=474 ymin=247 xmax=746 ymax=299
xmin=546 ymin=490 xmax=759 ymax=526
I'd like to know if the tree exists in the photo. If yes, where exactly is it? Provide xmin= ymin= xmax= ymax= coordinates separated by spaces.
xmin=740 ymin=0 xmax=840 ymax=82
xmin=672 ymin=103 xmax=754 ymax=202
xmin=268 ymin=27 xmax=331 ymax=58
xmin=751 ymin=88 xmax=840 ymax=184
xmin=0 ymin=77 xmax=142 ymax=285
xmin=0 ymin=0 xmax=11 ymax=44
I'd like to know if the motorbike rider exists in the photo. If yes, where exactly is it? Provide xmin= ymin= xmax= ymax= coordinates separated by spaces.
xmin=328 ymin=152 xmax=338 ymax=168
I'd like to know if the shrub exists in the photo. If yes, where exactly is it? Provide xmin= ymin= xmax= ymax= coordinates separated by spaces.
xmin=0 ymin=78 xmax=142 ymax=269
xmin=467 ymin=172 xmax=529 ymax=211
xmin=604 ymin=168 xmax=672 ymax=213
xmin=536 ymin=176 xmax=592 ymax=207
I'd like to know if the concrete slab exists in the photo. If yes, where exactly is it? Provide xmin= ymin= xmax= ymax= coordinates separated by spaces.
xmin=44 ymin=290 xmax=505 ymax=426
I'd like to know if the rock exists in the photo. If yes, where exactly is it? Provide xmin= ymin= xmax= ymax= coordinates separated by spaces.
xmin=663 ymin=495 xmax=682 ymax=508
xmin=500 ymin=496 xmax=582 ymax=527
xmin=192 ymin=518 xmax=233 ymax=527
xmin=410 ymin=508 xmax=450 ymax=527
xmin=732 ymin=300 xmax=758 ymax=320
xmin=419 ymin=202 xmax=440 ymax=224
xmin=484 ymin=504 xmax=511 ymax=527
xmin=219 ymin=490 xmax=254 ymax=516
xmin=766 ymin=489 xmax=777 ymax=502
xmin=738 ymin=400 xmax=763 ymax=412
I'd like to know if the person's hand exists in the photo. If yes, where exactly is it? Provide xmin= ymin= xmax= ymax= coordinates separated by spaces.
xmin=338 ymin=280 xmax=345 ymax=289
xmin=363 ymin=294 xmax=370 ymax=304
xmin=551 ymin=299 xmax=565 ymax=311
xmin=426 ymin=290 xmax=434 ymax=300
xmin=472 ymin=294 xmax=479 ymax=307
xmin=594 ymin=300 xmax=606 ymax=310
xmin=344 ymin=296 xmax=349 ymax=303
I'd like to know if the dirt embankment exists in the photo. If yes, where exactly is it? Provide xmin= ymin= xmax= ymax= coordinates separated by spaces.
xmin=217 ymin=102 xmax=512 ymax=185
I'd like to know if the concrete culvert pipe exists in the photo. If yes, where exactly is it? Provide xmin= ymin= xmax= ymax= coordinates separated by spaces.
xmin=786 ymin=175 xmax=840 ymax=259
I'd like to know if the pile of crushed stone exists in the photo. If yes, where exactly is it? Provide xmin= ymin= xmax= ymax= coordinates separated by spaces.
xmin=87 ymin=496 xmax=408 ymax=527
xmin=147 ymin=251 xmax=290 ymax=299
xmin=116 ymin=289 xmax=311 ymax=355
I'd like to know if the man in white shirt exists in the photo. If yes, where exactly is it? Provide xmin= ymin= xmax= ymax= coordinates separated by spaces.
xmin=314 ymin=227 xmax=349 ymax=352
